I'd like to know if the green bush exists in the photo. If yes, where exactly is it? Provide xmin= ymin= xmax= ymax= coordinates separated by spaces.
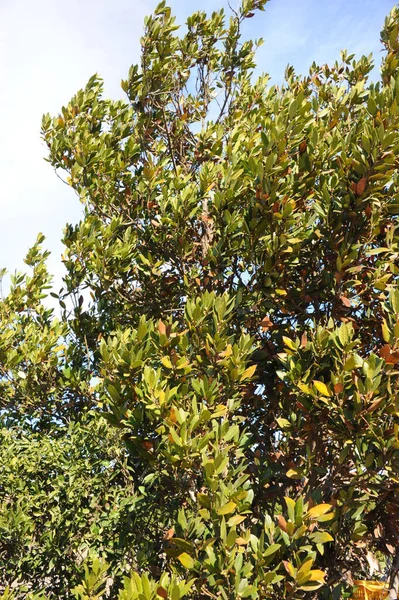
xmin=0 ymin=414 xmax=138 ymax=596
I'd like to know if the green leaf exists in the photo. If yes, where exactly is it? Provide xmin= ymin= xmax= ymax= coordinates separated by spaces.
xmin=310 ymin=531 xmax=334 ymax=544
xmin=338 ymin=323 xmax=352 ymax=346
xmin=227 ymin=514 xmax=246 ymax=527
xmin=177 ymin=552 xmax=194 ymax=569
xmin=344 ymin=354 xmax=363 ymax=371
xmin=391 ymin=288 xmax=399 ymax=314
xmin=285 ymin=497 xmax=296 ymax=522
xmin=263 ymin=543 xmax=281 ymax=557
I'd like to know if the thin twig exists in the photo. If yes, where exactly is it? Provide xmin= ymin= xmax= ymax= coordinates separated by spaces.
xmin=162 ymin=106 xmax=178 ymax=175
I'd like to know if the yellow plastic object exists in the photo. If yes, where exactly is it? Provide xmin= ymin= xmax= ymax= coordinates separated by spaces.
xmin=352 ymin=580 xmax=389 ymax=600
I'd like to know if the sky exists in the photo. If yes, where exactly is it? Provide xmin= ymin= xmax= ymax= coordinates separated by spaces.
xmin=0 ymin=0 xmax=395 ymax=295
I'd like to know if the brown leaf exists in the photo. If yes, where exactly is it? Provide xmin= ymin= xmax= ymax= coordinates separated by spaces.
xmin=356 ymin=176 xmax=367 ymax=196
xmin=300 ymin=332 xmax=308 ymax=347
xmin=158 ymin=320 xmax=166 ymax=336
xmin=169 ymin=408 xmax=177 ymax=423
xmin=236 ymin=536 xmax=249 ymax=545
xmin=340 ymin=295 xmax=352 ymax=308
xmin=260 ymin=316 xmax=273 ymax=331
xmin=373 ymin=524 xmax=383 ymax=539
xmin=379 ymin=344 xmax=399 ymax=364
xmin=299 ymin=140 xmax=307 ymax=154
xmin=363 ymin=397 xmax=384 ymax=414
xmin=157 ymin=586 xmax=168 ymax=598
xmin=277 ymin=515 xmax=287 ymax=532
xmin=335 ymin=271 xmax=344 ymax=283
xmin=334 ymin=383 xmax=344 ymax=394
xmin=163 ymin=528 xmax=175 ymax=541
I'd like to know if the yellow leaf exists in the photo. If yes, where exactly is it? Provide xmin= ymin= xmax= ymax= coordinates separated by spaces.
xmin=285 ymin=496 xmax=296 ymax=514
xmin=177 ymin=552 xmax=194 ymax=569
xmin=217 ymin=501 xmax=237 ymax=515
xmin=211 ymin=404 xmax=227 ymax=419
xmin=286 ymin=467 xmax=303 ymax=480
xmin=219 ymin=344 xmax=233 ymax=358
xmin=297 ymin=558 xmax=313 ymax=580
xmin=354 ymin=581 xmax=388 ymax=592
xmin=282 ymin=336 xmax=297 ymax=351
xmin=298 ymin=382 xmax=313 ymax=394
xmin=227 ymin=514 xmax=246 ymax=527
xmin=313 ymin=380 xmax=332 ymax=397
xmin=161 ymin=356 xmax=173 ymax=369
xmin=382 ymin=320 xmax=391 ymax=343
xmin=282 ymin=560 xmax=296 ymax=577
xmin=315 ymin=512 xmax=335 ymax=522
xmin=240 ymin=364 xmax=257 ymax=381
xmin=53 ymin=344 xmax=65 ymax=353
xmin=308 ymin=570 xmax=326 ymax=582
xmin=176 ymin=358 xmax=189 ymax=370
xmin=307 ymin=504 xmax=333 ymax=519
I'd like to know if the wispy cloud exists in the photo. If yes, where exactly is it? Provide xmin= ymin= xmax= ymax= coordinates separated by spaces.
xmin=255 ymin=0 xmax=394 ymax=81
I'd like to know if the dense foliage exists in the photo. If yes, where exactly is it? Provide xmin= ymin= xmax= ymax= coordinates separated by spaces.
xmin=2 ymin=1 xmax=399 ymax=598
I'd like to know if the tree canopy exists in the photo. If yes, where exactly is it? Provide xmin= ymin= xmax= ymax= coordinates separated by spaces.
xmin=1 ymin=1 xmax=399 ymax=598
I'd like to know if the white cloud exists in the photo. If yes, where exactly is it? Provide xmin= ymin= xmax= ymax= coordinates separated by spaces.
xmin=0 ymin=0 xmax=155 ymax=293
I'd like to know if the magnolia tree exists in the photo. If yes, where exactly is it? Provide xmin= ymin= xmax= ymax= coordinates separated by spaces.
xmin=1 ymin=1 xmax=399 ymax=598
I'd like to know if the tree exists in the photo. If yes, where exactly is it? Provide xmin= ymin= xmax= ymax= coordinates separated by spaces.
xmin=2 ymin=1 xmax=399 ymax=597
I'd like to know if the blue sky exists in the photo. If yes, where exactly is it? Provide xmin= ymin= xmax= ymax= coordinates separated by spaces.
xmin=0 ymin=0 xmax=395 ymax=294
